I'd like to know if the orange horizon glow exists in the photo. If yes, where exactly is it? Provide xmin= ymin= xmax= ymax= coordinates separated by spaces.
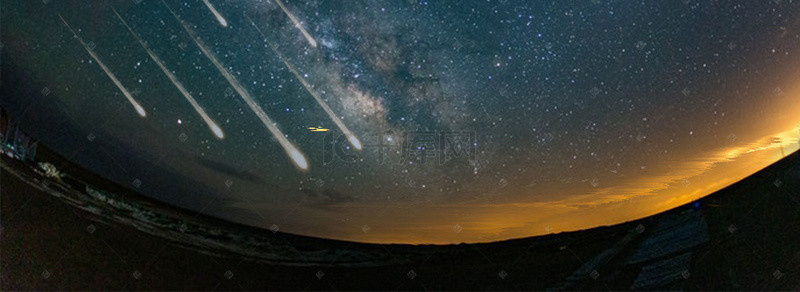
xmin=227 ymin=87 xmax=800 ymax=245
xmin=309 ymin=123 xmax=800 ymax=244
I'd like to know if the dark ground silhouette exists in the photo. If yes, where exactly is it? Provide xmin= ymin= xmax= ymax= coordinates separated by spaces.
xmin=2 ymin=143 xmax=799 ymax=290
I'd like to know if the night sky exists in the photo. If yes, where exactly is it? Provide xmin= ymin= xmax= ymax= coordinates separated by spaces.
xmin=3 ymin=0 xmax=800 ymax=243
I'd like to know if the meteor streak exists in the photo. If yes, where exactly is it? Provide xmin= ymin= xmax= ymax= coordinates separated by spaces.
xmin=112 ymin=8 xmax=224 ymax=139
xmin=202 ymin=0 xmax=228 ymax=27
xmin=162 ymin=1 xmax=308 ymax=170
xmin=273 ymin=0 xmax=317 ymax=48
xmin=248 ymin=15 xmax=362 ymax=150
xmin=58 ymin=15 xmax=147 ymax=118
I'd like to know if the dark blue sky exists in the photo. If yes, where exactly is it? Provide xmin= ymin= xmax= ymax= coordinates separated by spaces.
xmin=3 ymin=0 xmax=800 ymax=243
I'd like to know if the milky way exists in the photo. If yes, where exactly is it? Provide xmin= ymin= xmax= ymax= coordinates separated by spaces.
xmin=4 ymin=0 xmax=800 ymax=243
xmin=247 ymin=14 xmax=362 ymax=150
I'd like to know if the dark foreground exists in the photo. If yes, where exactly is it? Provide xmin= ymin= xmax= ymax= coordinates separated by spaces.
xmin=2 ymin=146 xmax=800 ymax=290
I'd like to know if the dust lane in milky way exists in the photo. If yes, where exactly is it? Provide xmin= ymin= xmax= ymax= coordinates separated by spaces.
xmin=247 ymin=15 xmax=362 ymax=150
xmin=12 ymin=0 xmax=796 ymax=244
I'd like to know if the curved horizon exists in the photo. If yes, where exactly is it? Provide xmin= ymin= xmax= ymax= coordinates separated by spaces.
xmin=2 ymin=0 xmax=800 ymax=244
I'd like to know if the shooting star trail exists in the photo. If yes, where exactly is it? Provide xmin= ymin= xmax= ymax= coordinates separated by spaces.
xmin=113 ymin=8 xmax=224 ymax=139
xmin=58 ymin=15 xmax=147 ymax=118
xmin=248 ymin=15 xmax=362 ymax=150
xmin=273 ymin=0 xmax=317 ymax=48
xmin=162 ymin=1 xmax=308 ymax=170
xmin=202 ymin=0 xmax=228 ymax=27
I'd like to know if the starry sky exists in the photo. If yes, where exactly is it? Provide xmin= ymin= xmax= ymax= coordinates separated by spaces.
xmin=3 ymin=0 xmax=800 ymax=244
